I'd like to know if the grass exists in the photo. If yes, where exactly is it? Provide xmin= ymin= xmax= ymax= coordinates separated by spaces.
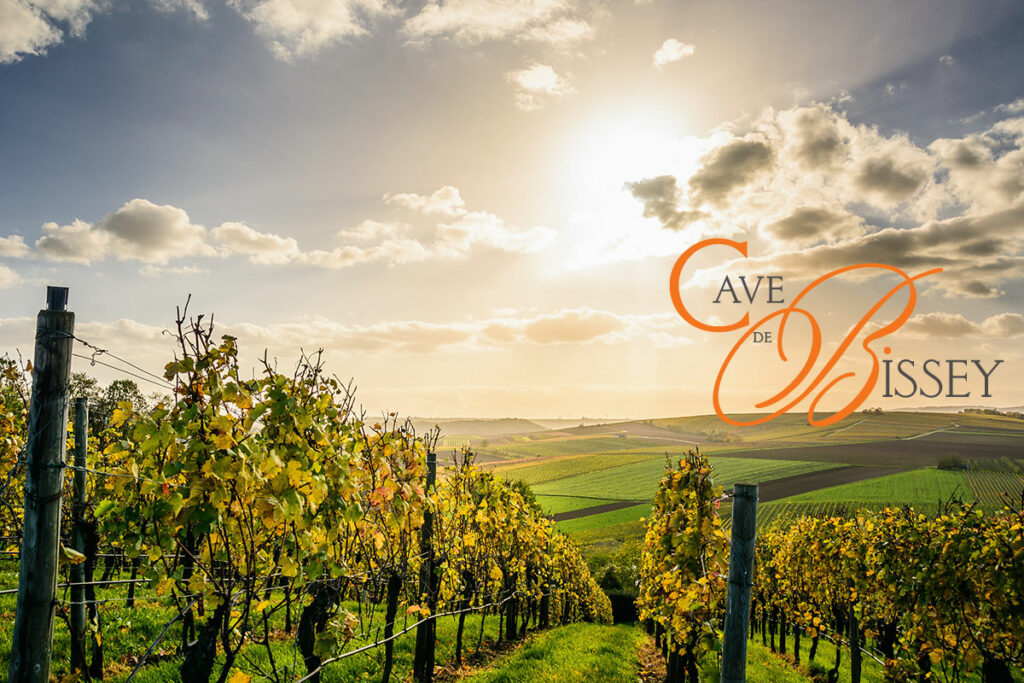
xmin=496 ymin=436 xmax=678 ymax=459
xmin=782 ymin=468 xmax=970 ymax=505
xmin=532 ymin=457 xmax=841 ymax=501
xmin=465 ymin=622 xmax=645 ymax=683
xmin=122 ymin=607 xmax=504 ymax=682
xmin=555 ymin=504 xmax=653 ymax=533
xmin=535 ymin=494 xmax=618 ymax=515
xmin=722 ymin=639 xmax=816 ymax=682
xmin=0 ymin=557 xmax=505 ymax=682
xmin=494 ymin=450 xmax=668 ymax=487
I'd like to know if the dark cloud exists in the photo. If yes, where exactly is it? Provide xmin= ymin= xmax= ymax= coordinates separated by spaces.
xmin=958 ymin=239 xmax=1009 ymax=257
xmin=763 ymin=206 xmax=863 ymax=243
xmin=625 ymin=175 xmax=704 ymax=230
xmin=854 ymin=156 xmax=929 ymax=201
xmin=688 ymin=138 xmax=774 ymax=205
xmin=788 ymin=107 xmax=843 ymax=168
xmin=957 ymin=280 xmax=1002 ymax=298
xmin=932 ymin=139 xmax=988 ymax=168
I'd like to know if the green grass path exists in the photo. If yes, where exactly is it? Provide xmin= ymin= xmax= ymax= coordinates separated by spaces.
xmin=465 ymin=623 xmax=645 ymax=682
xmin=464 ymin=622 xmax=817 ymax=683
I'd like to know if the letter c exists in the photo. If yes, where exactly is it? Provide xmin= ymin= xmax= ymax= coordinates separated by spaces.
xmin=669 ymin=238 xmax=749 ymax=332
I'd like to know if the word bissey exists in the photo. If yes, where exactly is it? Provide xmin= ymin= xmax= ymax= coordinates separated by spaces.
xmin=669 ymin=238 xmax=1005 ymax=427
xmin=882 ymin=358 xmax=1002 ymax=398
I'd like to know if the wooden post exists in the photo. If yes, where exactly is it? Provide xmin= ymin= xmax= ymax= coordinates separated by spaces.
xmin=849 ymin=606 xmax=861 ymax=683
xmin=9 ymin=286 xmax=74 ymax=683
xmin=720 ymin=483 xmax=758 ymax=683
xmin=70 ymin=398 xmax=88 ymax=674
xmin=413 ymin=450 xmax=437 ymax=682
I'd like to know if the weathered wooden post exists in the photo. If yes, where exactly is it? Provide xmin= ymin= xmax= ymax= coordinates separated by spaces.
xmin=720 ymin=483 xmax=758 ymax=683
xmin=413 ymin=450 xmax=438 ymax=682
xmin=9 ymin=286 xmax=75 ymax=683
xmin=70 ymin=398 xmax=88 ymax=674
xmin=850 ymin=606 xmax=862 ymax=683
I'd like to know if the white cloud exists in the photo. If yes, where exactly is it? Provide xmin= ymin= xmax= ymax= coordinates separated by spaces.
xmin=227 ymin=0 xmax=393 ymax=59
xmin=5 ymin=186 xmax=550 ymax=272
xmin=402 ymin=0 xmax=591 ymax=46
xmin=7 ymin=308 xmax=689 ymax=361
xmin=0 ymin=0 xmax=208 ymax=64
xmin=436 ymin=211 xmax=556 ymax=253
xmin=652 ymin=38 xmax=695 ymax=69
xmin=506 ymin=63 xmax=573 ymax=111
xmin=385 ymin=186 xmax=466 ymax=216
xmin=939 ymin=54 xmax=955 ymax=66
xmin=1 ymin=0 xmax=73 ymax=63
xmin=337 ymin=219 xmax=405 ymax=241
xmin=0 ymin=236 xmax=30 ymax=258
xmin=139 ymin=264 xmax=208 ymax=277
xmin=0 ymin=265 xmax=20 ymax=289
xmin=995 ymin=98 xmax=1024 ymax=115
xmin=35 ymin=199 xmax=216 ymax=264
xmin=210 ymin=221 xmax=300 ymax=264
xmin=896 ymin=312 xmax=1024 ymax=338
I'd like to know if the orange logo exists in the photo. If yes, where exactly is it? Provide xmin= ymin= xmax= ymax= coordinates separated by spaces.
xmin=670 ymin=239 xmax=942 ymax=426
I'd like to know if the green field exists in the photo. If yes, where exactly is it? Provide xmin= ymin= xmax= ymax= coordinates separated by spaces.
xmin=555 ymin=504 xmax=653 ymax=533
xmin=494 ymin=435 xmax=686 ymax=459
xmin=535 ymin=494 xmax=619 ymax=514
xmin=494 ymin=449 xmax=669 ymax=486
xmin=533 ymin=456 xmax=841 ymax=501
xmin=783 ymin=468 xmax=969 ymax=505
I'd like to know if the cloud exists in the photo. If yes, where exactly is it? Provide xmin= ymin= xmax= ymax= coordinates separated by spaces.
xmin=337 ymin=219 xmax=405 ymax=241
xmin=402 ymin=0 xmax=591 ymax=46
xmin=624 ymin=176 xmax=705 ymax=231
xmin=0 ymin=235 xmax=30 ymax=258
xmin=436 ymin=211 xmax=556 ymax=253
xmin=1 ymin=0 xmax=62 ymax=64
xmin=898 ymin=312 xmax=1024 ymax=338
xmin=139 ymin=264 xmax=208 ymax=277
xmin=227 ymin=0 xmax=393 ymax=59
xmin=687 ymin=136 xmax=774 ymax=206
xmin=1 ymin=187 xmax=552 ymax=273
xmin=885 ymin=81 xmax=908 ymax=96
xmin=853 ymin=152 xmax=930 ymax=204
xmin=505 ymin=63 xmax=573 ymax=111
xmin=35 ymin=199 xmax=216 ymax=264
xmin=0 ymin=0 xmax=206 ymax=64
xmin=778 ymin=105 xmax=844 ymax=169
xmin=385 ymin=186 xmax=466 ymax=216
xmin=627 ymin=103 xmax=1024 ymax=299
xmin=652 ymin=38 xmax=695 ymax=69
xmin=210 ymin=221 xmax=301 ymax=264
xmin=995 ymin=98 xmax=1024 ymax=115
xmin=30 ymin=308 xmax=690 ymax=360
xmin=245 ymin=307 xmax=691 ymax=353
xmin=939 ymin=54 xmax=955 ymax=66
xmin=0 ymin=265 xmax=20 ymax=289
xmin=762 ymin=207 xmax=864 ymax=245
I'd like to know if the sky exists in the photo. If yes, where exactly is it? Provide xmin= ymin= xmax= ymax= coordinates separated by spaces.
xmin=1 ymin=0 xmax=1024 ymax=419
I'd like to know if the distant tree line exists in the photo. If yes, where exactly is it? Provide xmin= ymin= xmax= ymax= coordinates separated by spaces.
xmin=68 ymin=373 xmax=167 ymax=433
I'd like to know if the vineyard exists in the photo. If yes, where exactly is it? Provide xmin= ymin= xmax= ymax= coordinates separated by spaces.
xmin=0 ymin=296 xmax=611 ymax=683
xmin=638 ymin=451 xmax=1024 ymax=683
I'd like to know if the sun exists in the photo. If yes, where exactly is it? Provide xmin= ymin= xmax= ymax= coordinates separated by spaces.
xmin=553 ymin=106 xmax=708 ymax=268
xmin=562 ymin=106 xmax=703 ymax=193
